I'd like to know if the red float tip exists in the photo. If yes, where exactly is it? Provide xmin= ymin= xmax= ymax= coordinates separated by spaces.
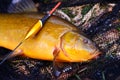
xmin=49 ymin=2 xmax=61 ymax=15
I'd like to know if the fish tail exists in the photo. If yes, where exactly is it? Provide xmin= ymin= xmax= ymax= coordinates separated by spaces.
xmin=7 ymin=0 xmax=37 ymax=13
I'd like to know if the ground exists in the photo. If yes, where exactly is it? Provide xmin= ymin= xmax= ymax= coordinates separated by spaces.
xmin=0 ymin=0 xmax=120 ymax=80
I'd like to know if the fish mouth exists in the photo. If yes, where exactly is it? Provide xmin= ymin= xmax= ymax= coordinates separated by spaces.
xmin=91 ymin=49 xmax=101 ymax=59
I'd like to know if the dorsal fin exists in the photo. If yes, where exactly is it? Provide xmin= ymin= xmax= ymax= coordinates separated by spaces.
xmin=7 ymin=0 xmax=37 ymax=13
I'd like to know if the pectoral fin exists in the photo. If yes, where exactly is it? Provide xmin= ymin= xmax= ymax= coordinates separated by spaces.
xmin=52 ymin=47 xmax=72 ymax=79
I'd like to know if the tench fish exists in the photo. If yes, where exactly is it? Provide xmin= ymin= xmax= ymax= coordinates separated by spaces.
xmin=0 ymin=13 xmax=100 ymax=62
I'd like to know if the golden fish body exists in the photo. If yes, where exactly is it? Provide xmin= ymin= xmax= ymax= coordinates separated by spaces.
xmin=0 ymin=13 xmax=100 ymax=62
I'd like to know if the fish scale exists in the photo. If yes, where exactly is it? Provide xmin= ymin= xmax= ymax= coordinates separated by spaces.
xmin=0 ymin=13 xmax=100 ymax=62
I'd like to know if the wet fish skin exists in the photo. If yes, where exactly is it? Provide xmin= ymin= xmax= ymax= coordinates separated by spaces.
xmin=0 ymin=13 xmax=100 ymax=62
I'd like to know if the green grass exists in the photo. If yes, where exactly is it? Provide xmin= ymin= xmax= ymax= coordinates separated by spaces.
xmin=117 ymin=27 xmax=120 ymax=31
xmin=62 ymin=8 xmax=75 ymax=18
xmin=81 ymin=5 xmax=93 ymax=15
xmin=75 ymin=74 xmax=82 ymax=80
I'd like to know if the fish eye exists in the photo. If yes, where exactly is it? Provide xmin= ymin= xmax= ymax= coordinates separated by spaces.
xmin=83 ymin=39 xmax=89 ymax=44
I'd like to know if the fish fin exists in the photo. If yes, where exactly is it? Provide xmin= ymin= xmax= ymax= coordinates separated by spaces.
xmin=52 ymin=47 xmax=61 ymax=78
xmin=7 ymin=0 xmax=37 ymax=13
xmin=0 ymin=50 xmax=23 ymax=64
xmin=52 ymin=47 xmax=72 ymax=79
xmin=7 ymin=50 xmax=23 ymax=59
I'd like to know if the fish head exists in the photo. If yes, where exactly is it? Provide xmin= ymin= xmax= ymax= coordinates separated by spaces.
xmin=60 ymin=31 xmax=101 ymax=62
